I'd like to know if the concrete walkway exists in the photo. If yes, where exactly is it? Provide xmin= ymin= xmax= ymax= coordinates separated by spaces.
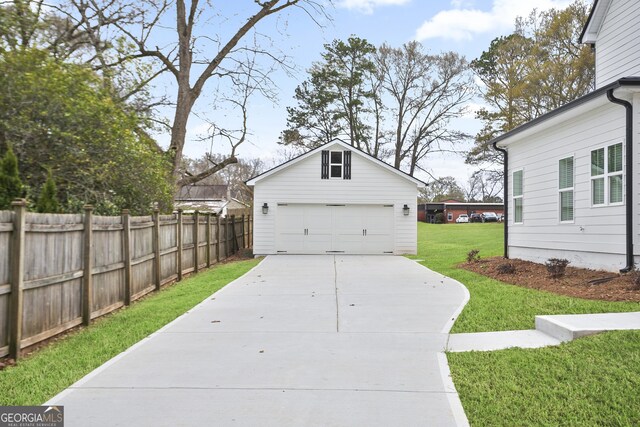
xmin=47 ymin=256 xmax=470 ymax=427
xmin=448 ymin=312 xmax=640 ymax=353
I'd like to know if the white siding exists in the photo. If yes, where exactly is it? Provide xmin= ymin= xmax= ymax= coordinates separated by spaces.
xmin=252 ymin=142 xmax=418 ymax=255
xmin=595 ymin=0 xmax=640 ymax=88
xmin=507 ymin=101 xmax=629 ymax=271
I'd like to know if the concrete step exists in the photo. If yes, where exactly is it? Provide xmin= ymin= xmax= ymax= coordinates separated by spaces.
xmin=535 ymin=312 xmax=640 ymax=342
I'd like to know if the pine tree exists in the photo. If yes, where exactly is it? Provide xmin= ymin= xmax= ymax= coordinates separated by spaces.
xmin=36 ymin=170 xmax=60 ymax=213
xmin=0 ymin=145 xmax=23 ymax=209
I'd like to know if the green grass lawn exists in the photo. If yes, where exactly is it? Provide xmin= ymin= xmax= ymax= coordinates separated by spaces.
xmin=413 ymin=222 xmax=640 ymax=332
xmin=0 ymin=258 xmax=260 ymax=406
xmin=414 ymin=223 xmax=640 ymax=426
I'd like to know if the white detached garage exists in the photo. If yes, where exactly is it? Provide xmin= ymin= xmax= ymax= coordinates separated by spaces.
xmin=247 ymin=140 xmax=425 ymax=255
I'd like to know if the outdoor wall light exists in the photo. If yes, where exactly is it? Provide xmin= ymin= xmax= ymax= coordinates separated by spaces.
xmin=262 ymin=203 xmax=269 ymax=214
xmin=403 ymin=204 xmax=410 ymax=216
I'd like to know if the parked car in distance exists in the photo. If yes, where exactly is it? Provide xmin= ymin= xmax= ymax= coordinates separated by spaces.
xmin=469 ymin=213 xmax=483 ymax=223
xmin=497 ymin=214 xmax=504 ymax=222
xmin=456 ymin=214 xmax=469 ymax=223
xmin=482 ymin=212 xmax=499 ymax=222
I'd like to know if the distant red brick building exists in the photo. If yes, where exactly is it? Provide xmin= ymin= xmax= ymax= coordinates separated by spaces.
xmin=418 ymin=200 xmax=504 ymax=223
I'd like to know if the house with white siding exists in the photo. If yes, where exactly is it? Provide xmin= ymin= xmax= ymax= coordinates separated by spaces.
xmin=493 ymin=0 xmax=640 ymax=272
xmin=246 ymin=140 xmax=425 ymax=255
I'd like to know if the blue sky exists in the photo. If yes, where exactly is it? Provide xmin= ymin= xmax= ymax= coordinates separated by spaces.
xmin=154 ymin=0 xmax=575 ymax=184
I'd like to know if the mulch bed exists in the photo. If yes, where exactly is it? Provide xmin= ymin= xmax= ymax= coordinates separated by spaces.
xmin=461 ymin=257 xmax=640 ymax=302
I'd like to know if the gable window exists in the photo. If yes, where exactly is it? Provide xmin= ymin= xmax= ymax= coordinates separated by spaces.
xmin=559 ymin=156 xmax=574 ymax=222
xmin=330 ymin=151 xmax=343 ymax=178
xmin=321 ymin=149 xmax=351 ymax=180
xmin=513 ymin=169 xmax=523 ymax=224
xmin=591 ymin=142 xmax=623 ymax=206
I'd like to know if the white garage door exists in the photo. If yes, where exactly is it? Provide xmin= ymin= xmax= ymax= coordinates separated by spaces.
xmin=275 ymin=204 xmax=394 ymax=254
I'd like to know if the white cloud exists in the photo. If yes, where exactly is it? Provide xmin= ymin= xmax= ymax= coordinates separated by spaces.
xmin=415 ymin=0 xmax=573 ymax=42
xmin=338 ymin=0 xmax=411 ymax=14
xmin=450 ymin=0 xmax=476 ymax=8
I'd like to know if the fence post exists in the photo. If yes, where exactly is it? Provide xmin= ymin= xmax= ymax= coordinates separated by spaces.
xmin=206 ymin=213 xmax=212 ymax=267
xmin=82 ymin=205 xmax=93 ymax=326
xmin=122 ymin=209 xmax=132 ymax=306
xmin=241 ymin=214 xmax=246 ymax=249
xmin=177 ymin=209 xmax=183 ymax=281
xmin=194 ymin=211 xmax=200 ymax=273
xmin=216 ymin=214 xmax=221 ymax=263
xmin=248 ymin=214 xmax=252 ymax=248
xmin=226 ymin=216 xmax=232 ymax=256
xmin=9 ymin=199 xmax=26 ymax=360
xmin=231 ymin=215 xmax=238 ymax=253
xmin=153 ymin=208 xmax=161 ymax=291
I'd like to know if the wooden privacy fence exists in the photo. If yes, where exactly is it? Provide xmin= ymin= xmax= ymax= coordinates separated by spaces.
xmin=0 ymin=200 xmax=252 ymax=360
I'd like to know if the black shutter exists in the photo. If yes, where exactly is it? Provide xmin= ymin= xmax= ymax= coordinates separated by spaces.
xmin=343 ymin=151 xmax=351 ymax=180
xmin=321 ymin=150 xmax=329 ymax=179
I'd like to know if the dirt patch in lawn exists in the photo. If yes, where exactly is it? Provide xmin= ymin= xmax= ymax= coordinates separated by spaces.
xmin=461 ymin=257 xmax=640 ymax=302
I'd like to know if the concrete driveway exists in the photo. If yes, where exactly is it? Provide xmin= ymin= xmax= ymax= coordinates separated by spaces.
xmin=48 ymin=255 xmax=470 ymax=426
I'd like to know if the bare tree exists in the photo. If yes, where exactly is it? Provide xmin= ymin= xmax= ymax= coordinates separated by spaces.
xmin=377 ymin=42 xmax=475 ymax=175
xmin=464 ymin=169 xmax=503 ymax=202
xmin=462 ymin=174 xmax=482 ymax=202
xmin=53 ymin=0 xmax=330 ymax=186
xmin=419 ymin=176 xmax=464 ymax=203
xmin=186 ymin=154 xmax=266 ymax=204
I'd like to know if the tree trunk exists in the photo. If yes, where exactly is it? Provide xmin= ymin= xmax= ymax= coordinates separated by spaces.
xmin=393 ymin=125 xmax=403 ymax=168
xmin=170 ymin=88 xmax=195 ymax=176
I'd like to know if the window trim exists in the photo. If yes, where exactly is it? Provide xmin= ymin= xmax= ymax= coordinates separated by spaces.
xmin=512 ymin=168 xmax=524 ymax=225
xmin=590 ymin=147 xmax=605 ymax=207
xmin=590 ymin=142 xmax=624 ymax=207
xmin=329 ymin=150 xmax=343 ymax=179
xmin=558 ymin=156 xmax=575 ymax=223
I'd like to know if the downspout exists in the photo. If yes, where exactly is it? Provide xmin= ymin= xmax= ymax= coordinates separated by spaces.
xmin=492 ymin=141 xmax=508 ymax=259
xmin=606 ymin=89 xmax=634 ymax=273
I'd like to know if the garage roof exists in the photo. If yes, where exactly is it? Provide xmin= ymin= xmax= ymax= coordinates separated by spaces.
xmin=246 ymin=139 xmax=427 ymax=188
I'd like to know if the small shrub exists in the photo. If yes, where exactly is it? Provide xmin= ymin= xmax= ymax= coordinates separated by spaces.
xmin=0 ymin=144 xmax=23 ymax=209
xmin=496 ymin=262 xmax=516 ymax=274
xmin=435 ymin=213 xmax=445 ymax=224
xmin=467 ymin=249 xmax=480 ymax=263
xmin=545 ymin=258 xmax=570 ymax=279
xmin=36 ymin=170 xmax=60 ymax=213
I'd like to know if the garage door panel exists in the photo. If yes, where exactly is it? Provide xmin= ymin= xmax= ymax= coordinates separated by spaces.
xmin=304 ymin=233 xmax=333 ymax=252
xmin=364 ymin=235 xmax=393 ymax=254
xmin=364 ymin=206 xmax=393 ymax=233
xmin=332 ymin=206 xmax=361 ymax=233
xmin=276 ymin=205 xmax=305 ymax=253
xmin=305 ymin=206 xmax=333 ymax=234
xmin=333 ymin=233 xmax=363 ymax=253
xmin=276 ymin=204 xmax=393 ymax=254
